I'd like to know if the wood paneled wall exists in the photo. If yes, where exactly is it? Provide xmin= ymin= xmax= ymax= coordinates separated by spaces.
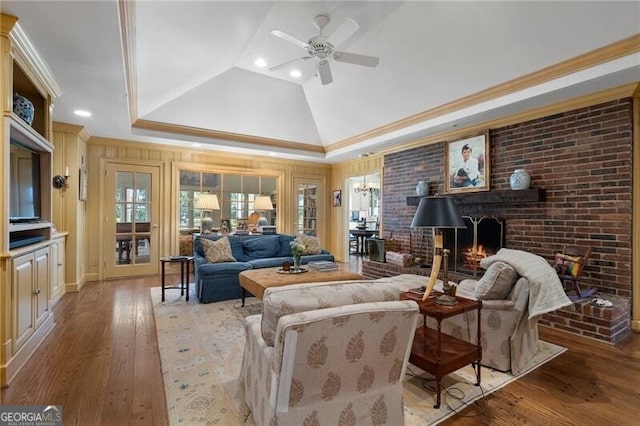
xmin=84 ymin=137 xmax=330 ymax=281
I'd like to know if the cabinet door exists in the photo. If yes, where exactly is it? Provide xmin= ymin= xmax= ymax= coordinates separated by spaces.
xmin=12 ymin=253 xmax=35 ymax=351
xmin=50 ymin=238 xmax=65 ymax=306
xmin=33 ymin=247 xmax=50 ymax=328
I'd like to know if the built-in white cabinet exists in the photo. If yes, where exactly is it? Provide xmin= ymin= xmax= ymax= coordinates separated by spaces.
xmin=1 ymin=13 xmax=60 ymax=386
xmin=12 ymin=246 xmax=51 ymax=352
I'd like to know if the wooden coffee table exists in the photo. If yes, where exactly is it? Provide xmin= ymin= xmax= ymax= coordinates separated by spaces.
xmin=239 ymin=266 xmax=363 ymax=306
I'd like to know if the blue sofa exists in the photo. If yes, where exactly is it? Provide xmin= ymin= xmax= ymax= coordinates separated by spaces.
xmin=193 ymin=233 xmax=334 ymax=303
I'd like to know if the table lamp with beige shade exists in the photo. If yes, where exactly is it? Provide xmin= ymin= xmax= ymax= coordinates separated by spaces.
xmin=411 ymin=196 xmax=466 ymax=304
xmin=253 ymin=195 xmax=274 ymax=233
xmin=195 ymin=193 xmax=220 ymax=234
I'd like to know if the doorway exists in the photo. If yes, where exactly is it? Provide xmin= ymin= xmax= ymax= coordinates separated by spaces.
xmin=347 ymin=174 xmax=380 ymax=256
xmin=104 ymin=163 xmax=161 ymax=278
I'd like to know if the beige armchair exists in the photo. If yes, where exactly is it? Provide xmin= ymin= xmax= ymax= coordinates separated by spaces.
xmin=428 ymin=249 xmax=571 ymax=374
xmin=429 ymin=275 xmax=536 ymax=374
xmin=241 ymin=277 xmax=422 ymax=425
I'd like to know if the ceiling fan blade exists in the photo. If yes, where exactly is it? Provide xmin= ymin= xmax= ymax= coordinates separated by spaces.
xmin=269 ymin=56 xmax=312 ymax=71
xmin=326 ymin=17 xmax=359 ymax=47
xmin=318 ymin=60 xmax=333 ymax=85
xmin=270 ymin=29 xmax=309 ymax=49
xmin=333 ymin=51 xmax=379 ymax=67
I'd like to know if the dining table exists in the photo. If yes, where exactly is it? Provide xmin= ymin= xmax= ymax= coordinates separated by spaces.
xmin=349 ymin=229 xmax=376 ymax=255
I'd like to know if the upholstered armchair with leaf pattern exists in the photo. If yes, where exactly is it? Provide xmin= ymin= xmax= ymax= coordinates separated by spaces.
xmin=428 ymin=249 xmax=571 ymax=375
xmin=240 ymin=276 xmax=423 ymax=425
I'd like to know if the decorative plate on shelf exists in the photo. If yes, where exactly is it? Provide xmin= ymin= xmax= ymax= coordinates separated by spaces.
xmin=277 ymin=268 xmax=308 ymax=274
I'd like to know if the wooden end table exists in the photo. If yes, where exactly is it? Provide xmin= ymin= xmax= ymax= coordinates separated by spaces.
xmin=400 ymin=291 xmax=482 ymax=408
xmin=160 ymin=256 xmax=194 ymax=302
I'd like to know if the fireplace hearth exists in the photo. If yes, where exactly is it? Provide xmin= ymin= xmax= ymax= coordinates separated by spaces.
xmin=443 ymin=216 xmax=504 ymax=277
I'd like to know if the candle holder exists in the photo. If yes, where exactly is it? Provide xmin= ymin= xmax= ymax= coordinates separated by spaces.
xmin=52 ymin=170 xmax=70 ymax=189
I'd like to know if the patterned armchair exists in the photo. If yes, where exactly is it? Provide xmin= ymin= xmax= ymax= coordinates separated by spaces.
xmin=241 ymin=277 xmax=422 ymax=425
xmin=427 ymin=248 xmax=571 ymax=375
xmin=429 ymin=275 xmax=536 ymax=374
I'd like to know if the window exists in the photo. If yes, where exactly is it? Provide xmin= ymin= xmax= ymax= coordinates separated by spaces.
xmin=179 ymin=170 xmax=276 ymax=232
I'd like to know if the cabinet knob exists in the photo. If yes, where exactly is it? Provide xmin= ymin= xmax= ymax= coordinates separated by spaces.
xmin=33 ymin=289 xmax=41 ymax=295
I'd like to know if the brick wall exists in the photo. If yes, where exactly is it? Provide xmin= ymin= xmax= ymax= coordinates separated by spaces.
xmin=380 ymin=98 xmax=634 ymax=342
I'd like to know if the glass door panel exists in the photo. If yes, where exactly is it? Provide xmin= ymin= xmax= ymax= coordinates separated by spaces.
xmin=293 ymin=179 xmax=322 ymax=238
xmin=106 ymin=163 xmax=160 ymax=278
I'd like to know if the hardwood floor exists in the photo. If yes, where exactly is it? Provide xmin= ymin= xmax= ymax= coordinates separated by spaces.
xmin=2 ymin=263 xmax=639 ymax=425
xmin=0 ymin=276 xmax=169 ymax=425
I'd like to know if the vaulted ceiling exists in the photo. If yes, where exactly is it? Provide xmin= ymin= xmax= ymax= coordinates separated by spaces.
xmin=2 ymin=1 xmax=639 ymax=163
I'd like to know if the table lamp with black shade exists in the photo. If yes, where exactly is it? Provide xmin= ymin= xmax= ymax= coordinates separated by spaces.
xmin=411 ymin=196 xmax=466 ymax=304
xmin=195 ymin=193 xmax=220 ymax=234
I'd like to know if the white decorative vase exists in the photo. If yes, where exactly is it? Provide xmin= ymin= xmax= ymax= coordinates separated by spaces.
xmin=416 ymin=180 xmax=428 ymax=196
xmin=510 ymin=169 xmax=531 ymax=190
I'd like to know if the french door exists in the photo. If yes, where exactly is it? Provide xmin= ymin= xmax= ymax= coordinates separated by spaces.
xmin=104 ymin=163 xmax=160 ymax=278
xmin=292 ymin=177 xmax=324 ymax=243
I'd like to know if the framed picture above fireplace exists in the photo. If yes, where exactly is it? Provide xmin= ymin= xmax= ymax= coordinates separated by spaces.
xmin=444 ymin=131 xmax=490 ymax=194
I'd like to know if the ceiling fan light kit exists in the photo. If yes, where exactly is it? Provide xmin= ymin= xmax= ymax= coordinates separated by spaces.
xmin=269 ymin=14 xmax=379 ymax=85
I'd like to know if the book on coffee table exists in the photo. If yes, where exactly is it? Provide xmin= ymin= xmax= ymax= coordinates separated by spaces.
xmin=307 ymin=261 xmax=338 ymax=271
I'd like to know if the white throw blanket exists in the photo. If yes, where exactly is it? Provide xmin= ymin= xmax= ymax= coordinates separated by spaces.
xmin=481 ymin=248 xmax=572 ymax=319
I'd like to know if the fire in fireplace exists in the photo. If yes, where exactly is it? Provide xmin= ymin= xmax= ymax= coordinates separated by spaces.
xmin=443 ymin=216 xmax=505 ymax=277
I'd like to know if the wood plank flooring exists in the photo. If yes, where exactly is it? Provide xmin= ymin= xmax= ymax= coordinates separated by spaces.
xmin=2 ymin=265 xmax=639 ymax=425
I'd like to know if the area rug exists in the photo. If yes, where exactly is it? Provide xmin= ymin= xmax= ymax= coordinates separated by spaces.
xmin=150 ymin=287 xmax=566 ymax=425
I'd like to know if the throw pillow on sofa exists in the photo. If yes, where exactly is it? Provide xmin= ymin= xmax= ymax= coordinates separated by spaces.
xmin=474 ymin=261 xmax=518 ymax=300
xmin=202 ymin=237 xmax=236 ymax=263
xmin=299 ymin=234 xmax=321 ymax=255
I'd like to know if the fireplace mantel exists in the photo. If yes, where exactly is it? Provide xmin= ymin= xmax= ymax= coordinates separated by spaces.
xmin=406 ymin=188 xmax=545 ymax=206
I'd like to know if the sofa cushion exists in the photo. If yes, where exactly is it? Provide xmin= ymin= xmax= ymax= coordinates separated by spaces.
xmin=475 ymin=261 xmax=518 ymax=300
xmin=277 ymin=234 xmax=295 ymax=257
xmin=299 ymin=234 xmax=322 ymax=254
xmin=248 ymin=257 xmax=291 ymax=269
xmin=242 ymin=235 xmax=280 ymax=259
xmin=260 ymin=274 xmax=425 ymax=346
xmin=201 ymin=237 xmax=236 ymax=263
xmin=227 ymin=235 xmax=251 ymax=262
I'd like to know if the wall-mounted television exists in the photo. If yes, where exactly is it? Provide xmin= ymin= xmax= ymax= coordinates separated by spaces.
xmin=9 ymin=140 xmax=41 ymax=222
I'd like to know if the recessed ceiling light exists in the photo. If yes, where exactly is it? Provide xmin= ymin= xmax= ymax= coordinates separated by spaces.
xmin=74 ymin=110 xmax=91 ymax=117
xmin=254 ymin=58 xmax=267 ymax=68
xmin=290 ymin=69 xmax=301 ymax=78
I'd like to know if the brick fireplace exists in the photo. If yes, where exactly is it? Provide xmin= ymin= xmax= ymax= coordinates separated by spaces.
xmin=376 ymin=98 xmax=634 ymax=343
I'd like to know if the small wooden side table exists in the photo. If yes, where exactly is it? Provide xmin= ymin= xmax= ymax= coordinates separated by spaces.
xmin=160 ymin=256 xmax=194 ymax=302
xmin=400 ymin=291 xmax=482 ymax=408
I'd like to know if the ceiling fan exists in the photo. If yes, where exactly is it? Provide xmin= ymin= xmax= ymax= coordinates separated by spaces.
xmin=269 ymin=14 xmax=379 ymax=85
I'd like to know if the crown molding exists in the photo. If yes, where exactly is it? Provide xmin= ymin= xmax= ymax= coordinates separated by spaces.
xmin=53 ymin=121 xmax=91 ymax=141
xmin=118 ymin=0 xmax=137 ymax=125
xmin=327 ymin=34 xmax=640 ymax=154
xmin=9 ymin=21 xmax=62 ymax=99
xmin=132 ymin=119 xmax=326 ymax=154
xmin=376 ymin=82 xmax=638 ymax=159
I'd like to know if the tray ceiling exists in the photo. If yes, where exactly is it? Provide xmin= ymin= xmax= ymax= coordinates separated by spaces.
xmin=2 ymin=1 xmax=639 ymax=163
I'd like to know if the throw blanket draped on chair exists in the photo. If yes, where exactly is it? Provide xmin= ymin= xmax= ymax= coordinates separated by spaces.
xmin=482 ymin=248 xmax=572 ymax=318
